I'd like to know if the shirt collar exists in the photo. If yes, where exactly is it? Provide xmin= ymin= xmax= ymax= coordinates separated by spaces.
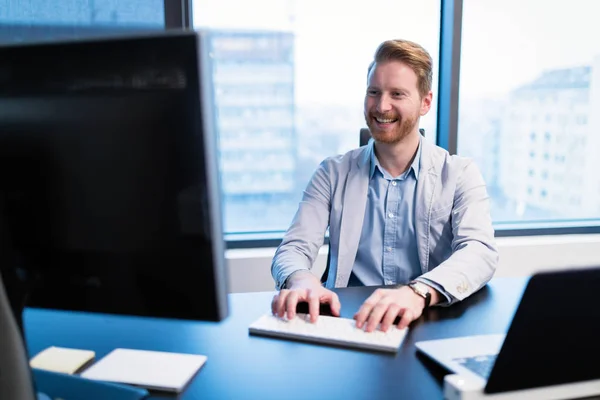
xmin=370 ymin=135 xmax=422 ymax=180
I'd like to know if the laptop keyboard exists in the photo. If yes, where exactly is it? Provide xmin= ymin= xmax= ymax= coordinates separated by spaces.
xmin=453 ymin=354 xmax=497 ymax=379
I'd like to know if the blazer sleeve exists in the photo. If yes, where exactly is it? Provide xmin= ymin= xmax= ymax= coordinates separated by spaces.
xmin=271 ymin=160 xmax=332 ymax=290
xmin=417 ymin=160 xmax=499 ymax=304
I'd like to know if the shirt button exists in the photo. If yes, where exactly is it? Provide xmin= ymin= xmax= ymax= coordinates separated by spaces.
xmin=385 ymin=280 xmax=393 ymax=285
xmin=388 ymin=213 xmax=394 ymax=218
xmin=385 ymin=246 xmax=392 ymax=252
xmin=391 ymin=181 xmax=397 ymax=186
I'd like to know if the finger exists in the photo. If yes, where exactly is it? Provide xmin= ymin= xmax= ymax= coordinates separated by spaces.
xmin=380 ymin=304 xmax=401 ymax=332
xmin=271 ymin=294 xmax=279 ymax=316
xmin=328 ymin=292 xmax=341 ymax=317
xmin=397 ymin=309 xmax=414 ymax=330
xmin=285 ymin=290 xmax=303 ymax=320
xmin=366 ymin=302 xmax=390 ymax=332
xmin=353 ymin=302 xmax=375 ymax=329
xmin=307 ymin=289 xmax=320 ymax=323
xmin=274 ymin=290 xmax=289 ymax=318
xmin=354 ymin=290 xmax=383 ymax=328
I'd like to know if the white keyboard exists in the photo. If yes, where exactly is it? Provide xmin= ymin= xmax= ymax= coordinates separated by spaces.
xmin=248 ymin=313 xmax=408 ymax=353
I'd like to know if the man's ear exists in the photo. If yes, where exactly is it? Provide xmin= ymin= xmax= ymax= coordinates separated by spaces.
xmin=420 ymin=91 xmax=433 ymax=116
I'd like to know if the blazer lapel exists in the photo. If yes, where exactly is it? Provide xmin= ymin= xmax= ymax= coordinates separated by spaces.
xmin=415 ymin=138 xmax=439 ymax=274
xmin=335 ymin=143 xmax=371 ymax=287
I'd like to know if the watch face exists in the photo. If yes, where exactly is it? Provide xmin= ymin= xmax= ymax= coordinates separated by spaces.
xmin=411 ymin=282 xmax=428 ymax=296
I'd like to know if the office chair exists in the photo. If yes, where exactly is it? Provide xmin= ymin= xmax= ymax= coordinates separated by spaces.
xmin=360 ymin=128 xmax=372 ymax=147
xmin=320 ymin=127 xmax=426 ymax=285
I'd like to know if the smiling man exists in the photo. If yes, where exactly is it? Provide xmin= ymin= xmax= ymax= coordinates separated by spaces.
xmin=271 ymin=39 xmax=498 ymax=332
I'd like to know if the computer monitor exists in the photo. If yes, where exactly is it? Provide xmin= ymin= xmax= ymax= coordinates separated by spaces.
xmin=0 ymin=30 xmax=229 ymax=399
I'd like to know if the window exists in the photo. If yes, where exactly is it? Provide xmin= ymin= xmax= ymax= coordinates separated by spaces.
xmin=458 ymin=0 xmax=600 ymax=229
xmin=0 ymin=0 xmax=164 ymax=44
xmin=192 ymin=0 xmax=441 ymax=236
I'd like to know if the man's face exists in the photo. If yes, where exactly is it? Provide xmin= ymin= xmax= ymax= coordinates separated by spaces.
xmin=364 ymin=61 xmax=432 ymax=145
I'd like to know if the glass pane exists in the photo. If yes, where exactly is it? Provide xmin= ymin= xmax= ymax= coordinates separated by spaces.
xmin=459 ymin=0 xmax=600 ymax=229
xmin=0 ymin=0 xmax=164 ymax=44
xmin=193 ymin=0 xmax=441 ymax=235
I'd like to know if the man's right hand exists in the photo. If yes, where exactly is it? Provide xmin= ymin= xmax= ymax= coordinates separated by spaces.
xmin=271 ymin=271 xmax=341 ymax=323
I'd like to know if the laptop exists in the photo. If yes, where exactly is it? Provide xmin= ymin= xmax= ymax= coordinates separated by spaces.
xmin=415 ymin=267 xmax=600 ymax=398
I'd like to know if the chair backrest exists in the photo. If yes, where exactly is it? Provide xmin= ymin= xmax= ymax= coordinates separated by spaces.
xmin=359 ymin=128 xmax=425 ymax=147
xmin=359 ymin=128 xmax=371 ymax=147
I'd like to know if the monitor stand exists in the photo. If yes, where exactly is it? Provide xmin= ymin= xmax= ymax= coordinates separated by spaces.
xmin=0 ymin=274 xmax=148 ymax=400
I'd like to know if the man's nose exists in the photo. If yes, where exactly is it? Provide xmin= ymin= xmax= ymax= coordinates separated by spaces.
xmin=376 ymin=95 xmax=392 ymax=113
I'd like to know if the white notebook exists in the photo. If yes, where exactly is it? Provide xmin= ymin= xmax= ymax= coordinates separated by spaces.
xmin=80 ymin=348 xmax=207 ymax=393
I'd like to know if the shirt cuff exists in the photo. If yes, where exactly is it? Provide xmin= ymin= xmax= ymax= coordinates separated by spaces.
xmin=414 ymin=277 xmax=453 ymax=306
xmin=279 ymin=269 xmax=309 ymax=290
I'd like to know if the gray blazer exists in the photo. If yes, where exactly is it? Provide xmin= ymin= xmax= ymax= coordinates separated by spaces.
xmin=272 ymin=138 xmax=499 ymax=304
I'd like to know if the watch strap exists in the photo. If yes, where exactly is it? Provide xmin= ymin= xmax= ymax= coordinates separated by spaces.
xmin=409 ymin=281 xmax=431 ymax=308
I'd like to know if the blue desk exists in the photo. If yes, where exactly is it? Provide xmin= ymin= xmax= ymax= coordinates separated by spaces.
xmin=23 ymin=277 xmax=528 ymax=399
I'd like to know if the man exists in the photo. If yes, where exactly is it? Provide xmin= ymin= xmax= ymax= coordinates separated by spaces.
xmin=271 ymin=39 xmax=498 ymax=333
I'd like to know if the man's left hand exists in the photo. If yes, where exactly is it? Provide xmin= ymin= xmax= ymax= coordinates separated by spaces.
xmin=353 ymin=286 xmax=429 ymax=332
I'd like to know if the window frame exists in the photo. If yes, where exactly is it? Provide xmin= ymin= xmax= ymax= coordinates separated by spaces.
xmin=446 ymin=0 xmax=600 ymax=239
xmin=164 ymin=0 xmax=192 ymax=28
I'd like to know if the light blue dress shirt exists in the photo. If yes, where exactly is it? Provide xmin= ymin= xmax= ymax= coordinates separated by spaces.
xmin=349 ymin=138 xmax=422 ymax=287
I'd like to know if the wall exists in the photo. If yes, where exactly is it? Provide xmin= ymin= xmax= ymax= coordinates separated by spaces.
xmin=225 ymin=234 xmax=600 ymax=293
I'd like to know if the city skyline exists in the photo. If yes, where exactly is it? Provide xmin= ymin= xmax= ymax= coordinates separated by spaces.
xmin=3 ymin=0 xmax=600 ymax=232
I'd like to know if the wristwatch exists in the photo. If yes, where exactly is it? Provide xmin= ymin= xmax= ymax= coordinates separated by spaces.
xmin=408 ymin=281 xmax=431 ymax=308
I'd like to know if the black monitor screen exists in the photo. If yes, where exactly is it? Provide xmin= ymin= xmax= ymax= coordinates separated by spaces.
xmin=0 ymin=31 xmax=228 ymax=322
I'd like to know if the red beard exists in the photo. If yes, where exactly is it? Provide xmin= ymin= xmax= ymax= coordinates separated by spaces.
xmin=365 ymin=111 xmax=419 ymax=145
